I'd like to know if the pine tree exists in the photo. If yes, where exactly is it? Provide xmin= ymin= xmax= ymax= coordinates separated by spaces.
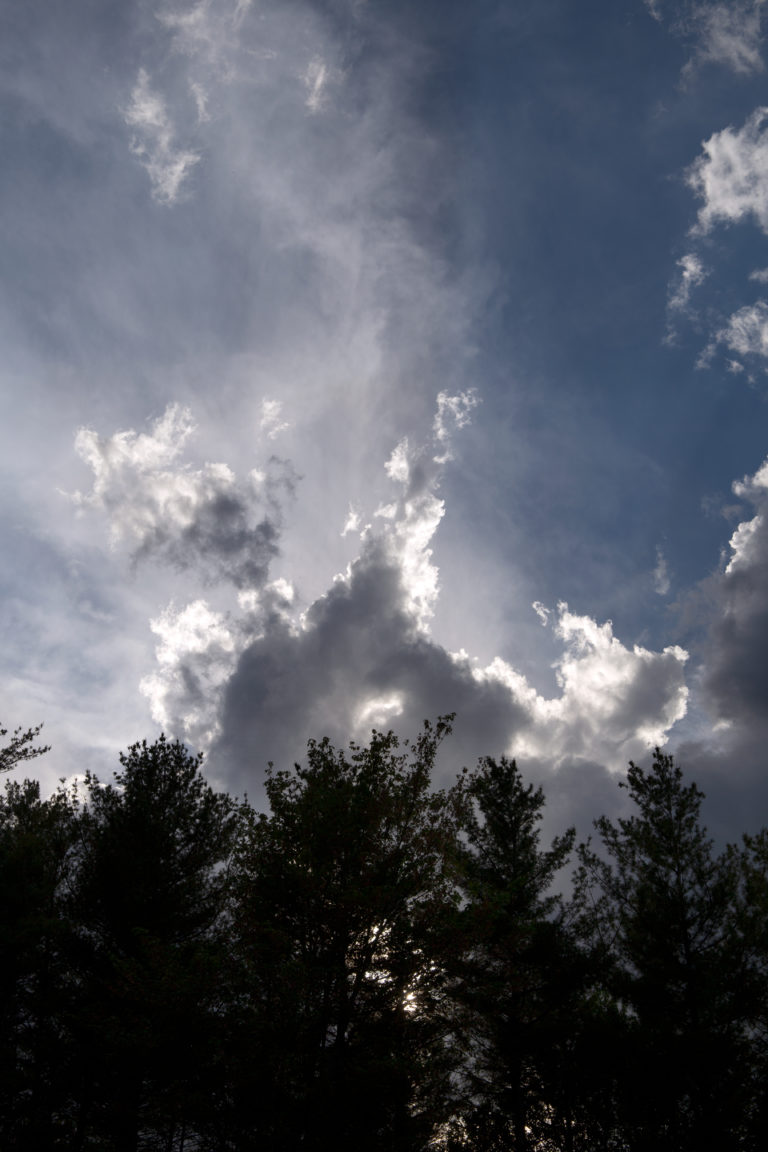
xmin=574 ymin=750 xmax=750 ymax=1151
xmin=228 ymin=718 xmax=465 ymax=1151
xmin=452 ymin=756 xmax=587 ymax=1150
xmin=68 ymin=736 xmax=240 ymax=1151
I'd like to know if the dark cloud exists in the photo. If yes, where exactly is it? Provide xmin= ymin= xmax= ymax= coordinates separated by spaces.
xmin=71 ymin=404 xmax=296 ymax=590
xmin=698 ymin=457 xmax=768 ymax=726
xmin=188 ymin=430 xmax=690 ymax=806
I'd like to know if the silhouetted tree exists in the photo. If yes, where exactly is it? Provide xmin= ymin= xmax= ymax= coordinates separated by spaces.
xmin=0 ymin=720 xmax=49 ymax=773
xmin=68 ymin=736 xmax=240 ymax=1151
xmin=228 ymin=718 xmax=466 ymax=1151
xmin=451 ymin=756 xmax=594 ymax=1150
xmin=574 ymin=750 xmax=752 ymax=1151
xmin=0 ymin=778 xmax=78 ymax=1148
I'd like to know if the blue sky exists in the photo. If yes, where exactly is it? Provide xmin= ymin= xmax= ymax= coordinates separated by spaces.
xmin=2 ymin=0 xmax=768 ymax=840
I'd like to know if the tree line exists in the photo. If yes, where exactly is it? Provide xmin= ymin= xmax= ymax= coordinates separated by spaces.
xmin=1 ymin=715 xmax=767 ymax=1150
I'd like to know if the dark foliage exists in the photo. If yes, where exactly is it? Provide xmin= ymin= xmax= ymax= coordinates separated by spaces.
xmin=1 ymin=725 xmax=767 ymax=1150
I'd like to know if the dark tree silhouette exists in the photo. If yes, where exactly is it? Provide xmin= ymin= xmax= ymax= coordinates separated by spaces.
xmin=67 ymin=735 xmax=240 ymax=1151
xmin=574 ymin=750 xmax=754 ymax=1151
xmin=228 ymin=717 xmax=466 ymax=1151
xmin=0 ymin=720 xmax=49 ymax=773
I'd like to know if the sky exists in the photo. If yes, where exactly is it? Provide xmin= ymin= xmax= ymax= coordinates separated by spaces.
xmin=3 ymin=0 xmax=768 ymax=842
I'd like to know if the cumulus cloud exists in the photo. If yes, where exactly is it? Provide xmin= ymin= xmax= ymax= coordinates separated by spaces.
xmin=140 ymin=598 xmax=237 ymax=750
xmin=128 ymin=397 xmax=689 ymax=802
xmin=70 ymin=403 xmax=294 ymax=589
xmin=670 ymin=453 xmax=768 ymax=833
xmin=684 ymin=2 xmax=765 ymax=78
xmin=124 ymin=69 xmax=199 ymax=204
xmin=700 ymin=299 xmax=768 ymax=367
xmin=692 ymin=454 xmax=768 ymax=723
xmin=688 ymin=107 xmax=768 ymax=235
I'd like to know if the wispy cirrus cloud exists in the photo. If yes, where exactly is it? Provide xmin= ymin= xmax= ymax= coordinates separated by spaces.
xmin=684 ymin=2 xmax=765 ymax=78
xmin=649 ymin=2 xmax=765 ymax=76
xmin=124 ymin=68 xmax=199 ymax=204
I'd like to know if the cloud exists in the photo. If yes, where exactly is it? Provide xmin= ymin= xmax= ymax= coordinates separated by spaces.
xmin=669 ymin=453 xmax=768 ymax=834
xmin=665 ymin=252 xmax=708 ymax=342
xmin=432 ymin=389 xmax=481 ymax=460
xmin=124 ymin=68 xmax=199 ymax=204
xmin=684 ymin=2 xmax=765 ymax=78
xmin=692 ymin=454 xmax=768 ymax=725
xmin=258 ymin=399 xmax=291 ymax=441
xmin=70 ymin=403 xmax=294 ymax=589
xmin=304 ymin=57 xmax=334 ymax=114
xmin=139 ymin=598 xmax=237 ymax=749
xmin=667 ymin=252 xmax=708 ymax=314
xmin=129 ymin=398 xmax=689 ymax=801
xmin=700 ymin=299 xmax=768 ymax=366
xmin=688 ymin=107 xmax=768 ymax=235
xmin=654 ymin=546 xmax=671 ymax=595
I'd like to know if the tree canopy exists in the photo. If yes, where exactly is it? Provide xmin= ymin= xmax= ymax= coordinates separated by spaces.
xmin=0 ymin=720 xmax=766 ymax=1150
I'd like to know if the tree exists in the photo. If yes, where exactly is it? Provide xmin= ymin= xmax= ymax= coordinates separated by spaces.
xmin=0 ymin=720 xmax=49 ymax=773
xmin=0 ymin=777 xmax=78 ymax=1149
xmin=574 ymin=750 xmax=751 ymax=1151
xmin=228 ymin=718 xmax=466 ymax=1152
xmin=67 ymin=735 xmax=241 ymax=1151
xmin=451 ymin=756 xmax=592 ymax=1151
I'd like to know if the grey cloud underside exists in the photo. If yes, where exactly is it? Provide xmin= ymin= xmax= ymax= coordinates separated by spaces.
xmin=215 ymin=546 xmax=528 ymax=798
xmin=700 ymin=464 xmax=768 ymax=725
xmin=127 ymin=468 xmax=293 ymax=589
xmin=71 ymin=405 xmax=297 ymax=591
xmin=670 ymin=456 xmax=768 ymax=837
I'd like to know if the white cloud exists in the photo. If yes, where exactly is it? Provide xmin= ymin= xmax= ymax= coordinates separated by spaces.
xmin=124 ymin=69 xmax=199 ymax=204
xmin=750 ymin=266 xmax=768 ymax=281
xmin=667 ymin=252 xmax=708 ymax=313
xmin=304 ymin=57 xmax=331 ymax=113
xmin=654 ymin=546 xmax=671 ymax=595
xmin=532 ymin=600 xmax=551 ymax=626
xmin=70 ymin=403 xmax=293 ymax=589
xmin=140 ymin=599 xmax=236 ymax=748
xmin=691 ymin=452 xmax=768 ymax=735
xmin=134 ymin=400 xmax=689 ymax=788
xmin=684 ymin=2 xmax=765 ymax=78
xmin=711 ymin=299 xmax=768 ymax=362
xmin=688 ymin=107 xmax=768 ymax=234
xmin=433 ymin=388 xmax=480 ymax=460
xmin=472 ymin=606 xmax=688 ymax=767
xmin=341 ymin=506 xmax=362 ymax=536
xmin=190 ymin=81 xmax=210 ymax=123
xmin=259 ymin=398 xmax=291 ymax=440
